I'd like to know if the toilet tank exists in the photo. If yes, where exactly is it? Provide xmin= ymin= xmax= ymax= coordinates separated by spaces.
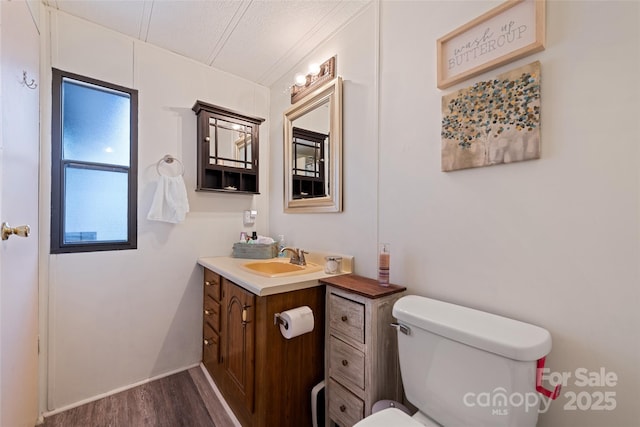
xmin=393 ymin=296 xmax=551 ymax=427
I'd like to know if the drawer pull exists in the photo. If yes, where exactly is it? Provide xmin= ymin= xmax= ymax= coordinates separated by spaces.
xmin=242 ymin=304 xmax=252 ymax=326
xmin=339 ymin=404 xmax=346 ymax=412
xmin=341 ymin=359 xmax=349 ymax=367
xmin=204 ymin=309 xmax=211 ymax=315
xmin=205 ymin=281 xmax=212 ymax=286
xmin=341 ymin=315 xmax=348 ymax=322
xmin=204 ymin=339 xmax=212 ymax=346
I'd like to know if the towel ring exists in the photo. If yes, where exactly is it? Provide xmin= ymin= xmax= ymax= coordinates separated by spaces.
xmin=156 ymin=155 xmax=184 ymax=177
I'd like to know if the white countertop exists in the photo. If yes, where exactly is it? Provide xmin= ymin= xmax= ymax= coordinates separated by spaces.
xmin=197 ymin=252 xmax=353 ymax=296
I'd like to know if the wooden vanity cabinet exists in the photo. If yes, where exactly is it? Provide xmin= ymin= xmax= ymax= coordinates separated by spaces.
xmin=320 ymin=274 xmax=406 ymax=427
xmin=202 ymin=268 xmax=325 ymax=427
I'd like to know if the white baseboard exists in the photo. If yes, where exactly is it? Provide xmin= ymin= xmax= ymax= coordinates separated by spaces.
xmin=198 ymin=363 xmax=242 ymax=427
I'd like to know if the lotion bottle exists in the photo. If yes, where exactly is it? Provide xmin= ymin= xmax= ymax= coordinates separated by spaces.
xmin=378 ymin=243 xmax=391 ymax=286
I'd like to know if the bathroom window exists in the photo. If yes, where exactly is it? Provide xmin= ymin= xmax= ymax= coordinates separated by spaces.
xmin=50 ymin=69 xmax=138 ymax=253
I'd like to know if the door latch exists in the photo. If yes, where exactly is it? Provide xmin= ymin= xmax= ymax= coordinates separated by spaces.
xmin=1 ymin=222 xmax=30 ymax=241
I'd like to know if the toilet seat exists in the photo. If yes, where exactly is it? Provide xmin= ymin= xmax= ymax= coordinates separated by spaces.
xmin=353 ymin=408 xmax=438 ymax=427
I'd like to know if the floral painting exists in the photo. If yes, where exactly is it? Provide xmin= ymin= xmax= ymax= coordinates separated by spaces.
xmin=441 ymin=61 xmax=541 ymax=172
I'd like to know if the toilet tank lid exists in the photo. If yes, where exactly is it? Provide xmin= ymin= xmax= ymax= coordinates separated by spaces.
xmin=393 ymin=295 xmax=551 ymax=361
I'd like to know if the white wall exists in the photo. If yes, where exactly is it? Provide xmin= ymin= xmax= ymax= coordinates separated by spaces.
xmin=42 ymin=9 xmax=270 ymax=410
xmin=269 ymin=3 xmax=379 ymax=271
xmin=270 ymin=1 xmax=640 ymax=426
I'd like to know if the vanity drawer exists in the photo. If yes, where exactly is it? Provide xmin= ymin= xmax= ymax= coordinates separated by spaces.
xmin=203 ymin=323 xmax=220 ymax=367
xmin=328 ymin=378 xmax=364 ymax=427
xmin=204 ymin=269 xmax=221 ymax=301
xmin=329 ymin=335 xmax=365 ymax=390
xmin=329 ymin=293 xmax=365 ymax=344
xmin=204 ymin=297 xmax=221 ymax=332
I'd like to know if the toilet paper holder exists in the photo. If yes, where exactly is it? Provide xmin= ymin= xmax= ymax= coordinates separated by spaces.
xmin=274 ymin=313 xmax=289 ymax=330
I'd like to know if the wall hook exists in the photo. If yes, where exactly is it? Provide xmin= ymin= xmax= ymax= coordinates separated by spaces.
xmin=22 ymin=71 xmax=37 ymax=89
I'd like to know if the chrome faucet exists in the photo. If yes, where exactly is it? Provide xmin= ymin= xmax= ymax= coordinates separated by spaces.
xmin=279 ymin=247 xmax=308 ymax=266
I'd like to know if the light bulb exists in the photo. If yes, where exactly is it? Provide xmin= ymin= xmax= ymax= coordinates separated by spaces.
xmin=308 ymin=63 xmax=321 ymax=76
xmin=294 ymin=74 xmax=307 ymax=86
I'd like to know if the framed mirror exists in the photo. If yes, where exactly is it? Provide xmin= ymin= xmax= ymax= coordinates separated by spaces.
xmin=284 ymin=77 xmax=342 ymax=212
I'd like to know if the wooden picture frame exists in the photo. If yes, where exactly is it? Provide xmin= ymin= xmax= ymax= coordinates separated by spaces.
xmin=437 ymin=0 xmax=545 ymax=89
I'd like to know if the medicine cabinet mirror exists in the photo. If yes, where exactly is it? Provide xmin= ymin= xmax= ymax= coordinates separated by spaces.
xmin=193 ymin=101 xmax=264 ymax=193
xmin=283 ymin=77 xmax=342 ymax=212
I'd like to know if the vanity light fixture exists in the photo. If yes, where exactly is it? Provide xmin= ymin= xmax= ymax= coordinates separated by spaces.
xmin=291 ymin=56 xmax=336 ymax=104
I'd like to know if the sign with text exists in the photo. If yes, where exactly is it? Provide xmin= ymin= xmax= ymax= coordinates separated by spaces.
xmin=437 ymin=0 xmax=545 ymax=89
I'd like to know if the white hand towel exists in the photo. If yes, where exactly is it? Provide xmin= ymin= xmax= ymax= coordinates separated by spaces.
xmin=147 ymin=175 xmax=190 ymax=223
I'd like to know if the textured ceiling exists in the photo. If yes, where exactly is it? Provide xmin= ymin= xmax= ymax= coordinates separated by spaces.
xmin=45 ymin=0 xmax=370 ymax=87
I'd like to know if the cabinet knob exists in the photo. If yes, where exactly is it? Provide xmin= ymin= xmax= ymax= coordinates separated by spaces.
xmin=205 ymin=136 xmax=210 ymax=142
xmin=339 ymin=405 xmax=346 ymax=412
xmin=341 ymin=315 xmax=348 ymax=322
xmin=341 ymin=359 xmax=349 ymax=367
xmin=205 ymin=281 xmax=212 ymax=286
xmin=204 ymin=339 xmax=211 ymax=346
xmin=204 ymin=309 xmax=211 ymax=315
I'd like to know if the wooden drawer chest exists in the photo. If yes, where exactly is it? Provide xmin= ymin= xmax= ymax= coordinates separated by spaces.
xmin=320 ymin=275 xmax=406 ymax=427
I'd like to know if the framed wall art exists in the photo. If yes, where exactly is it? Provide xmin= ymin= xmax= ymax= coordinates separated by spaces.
xmin=441 ymin=61 xmax=541 ymax=172
xmin=437 ymin=0 xmax=545 ymax=89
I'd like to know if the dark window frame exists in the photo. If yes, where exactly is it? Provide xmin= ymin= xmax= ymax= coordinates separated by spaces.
xmin=51 ymin=68 xmax=138 ymax=254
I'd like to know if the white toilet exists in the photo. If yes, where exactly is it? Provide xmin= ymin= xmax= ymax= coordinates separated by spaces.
xmin=354 ymin=295 xmax=553 ymax=427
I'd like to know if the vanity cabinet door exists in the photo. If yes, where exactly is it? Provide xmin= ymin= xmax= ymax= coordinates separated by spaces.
xmin=222 ymin=278 xmax=256 ymax=413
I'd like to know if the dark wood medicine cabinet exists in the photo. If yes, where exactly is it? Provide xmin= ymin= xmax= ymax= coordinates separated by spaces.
xmin=291 ymin=127 xmax=328 ymax=199
xmin=193 ymin=101 xmax=265 ymax=194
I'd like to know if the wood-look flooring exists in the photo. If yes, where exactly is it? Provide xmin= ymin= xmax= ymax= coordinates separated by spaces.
xmin=43 ymin=366 xmax=236 ymax=427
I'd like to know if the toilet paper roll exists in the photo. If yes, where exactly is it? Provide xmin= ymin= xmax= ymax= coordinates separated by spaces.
xmin=279 ymin=306 xmax=314 ymax=339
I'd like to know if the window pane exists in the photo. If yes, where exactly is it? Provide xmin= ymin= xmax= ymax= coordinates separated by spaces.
xmin=64 ymin=166 xmax=128 ymax=243
xmin=62 ymin=79 xmax=130 ymax=166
